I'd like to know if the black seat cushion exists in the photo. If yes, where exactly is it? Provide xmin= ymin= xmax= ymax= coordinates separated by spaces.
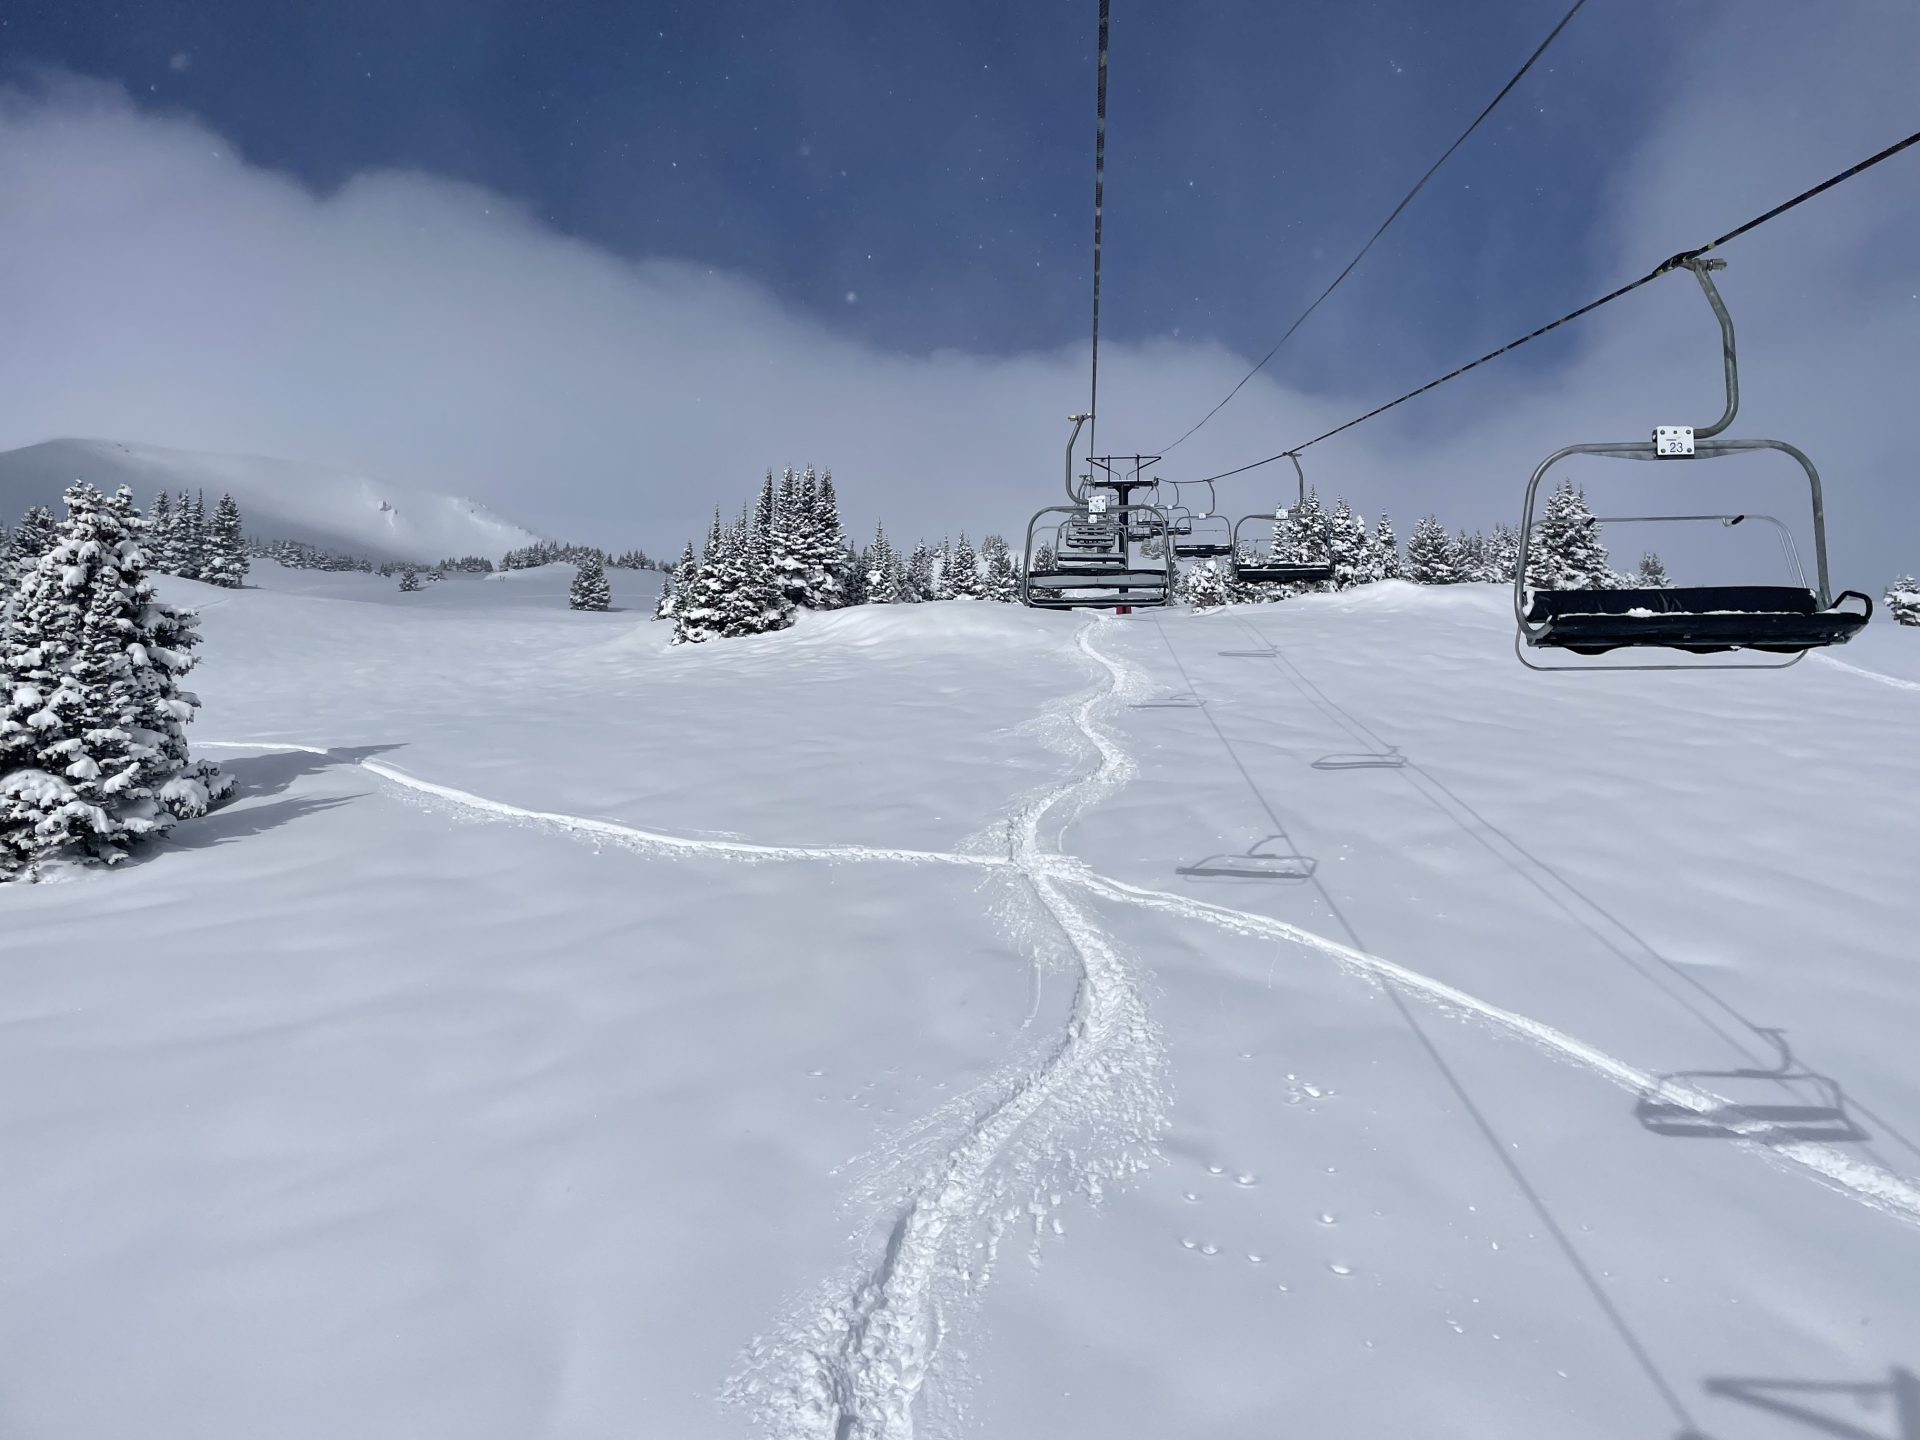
xmin=1236 ymin=563 xmax=1333 ymax=584
xmin=1526 ymin=586 xmax=1868 ymax=654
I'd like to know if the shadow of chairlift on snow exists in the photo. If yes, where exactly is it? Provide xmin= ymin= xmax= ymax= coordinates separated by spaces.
xmin=1176 ymin=834 xmax=1318 ymax=882
xmin=1311 ymin=746 xmax=1408 ymax=771
xmin=1217 ymin=645 xmax=1281 ymax=658
xmin=1635 ymin=1028 xmax=1867 ymax=1143
xmin=1129 ymin=690 xmax=1207 ymax=710
xmin=1679 ymin=1365 xmax=1920 ymax=1440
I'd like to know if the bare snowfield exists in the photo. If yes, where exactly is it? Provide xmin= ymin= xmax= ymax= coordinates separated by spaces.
xmin=4 ymin=564 xmax=1919 ymax=1440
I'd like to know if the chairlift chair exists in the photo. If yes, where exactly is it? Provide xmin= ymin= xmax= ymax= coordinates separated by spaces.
xmin=1022 ymin=416 xmax=1177 ymax=609
xmin=1230 ymin=454 xmax=1335 ymax=585
xmin=1515 ymin=258 xmax=1871 ymax=669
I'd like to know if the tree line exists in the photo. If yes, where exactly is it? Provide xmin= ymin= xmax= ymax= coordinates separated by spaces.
xmin=654 ymin=467 xmax=1023 ymax=642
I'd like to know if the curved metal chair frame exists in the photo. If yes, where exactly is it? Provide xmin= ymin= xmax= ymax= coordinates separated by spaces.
xmin=1230 ymin=453 xmax=1334 ymax=585
xmin=1514 ymin=259 xmax=1871 ymax=671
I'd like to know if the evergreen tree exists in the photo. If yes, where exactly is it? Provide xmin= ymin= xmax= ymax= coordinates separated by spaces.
xmin=657 ymin=540 xmax=696 ymax=623
xmin=674 ymin=513 xmax=728 ymax=644
xmin=1 ymin=485 xmax=230 ymax=875
xmin=398 ymin=568 xmax=422 ymax=593
xmin=178 ymin=491 xmax=208 ymax=581
xmin=1487 ymin=523 xmax=1521 ymax=584
xmin=1635 ymin=552 xmax=1673 ymax=589
xmin=863 ymin=524 xmax=899 ymax=606
xmin=1279 ymin=490 xmax=1330 ymax=592
xmin=906 ymin=542 xmax=938 ymax=603
xmin=1182 ymin=559 xmax=1231 ymax=610
xmin=1370 ymin=513 xmax=1402 ymax=581
xmin=805 ymin=469 xmax=847 ymax=609
xmin=147 ymin=491 xmax=177 ymax=574
xmin=200 ymin=493 xmax=249 ymax=588
xmin=1327 ymin=499 xmax=1369 ymax=591
xmin=1527 ymin=481 xmax=1611 ymax=589
xmin=980 ymin=534 xmax=1020 ymax=602
xmin=569 ymin=553 xmax=612 ymax=611
xmin=1406 ymin=515 xmax=1461 ymax=584
xmin=1032 ymin=541 xmax=1057 ymax=574
xmin=1455 ymin=530 xmax=1492 ymax=583
xmin=738 ymin=508 xmax=795 ymax=635
xmin=833 ymin=540 xmax=867 ymax=609
xmin=1886 ymin=575 xmax=1920 ymax=627
xmin=945 ymin=532 xmax=981 ymax=598
xmin=8 ymin=505 xmax=57 ymax=588
xmin=770 ymin=467 xmax=809 ymax=607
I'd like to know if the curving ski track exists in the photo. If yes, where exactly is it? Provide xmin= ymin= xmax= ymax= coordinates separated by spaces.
xmin=198 ymin=622 xmax=1920 ymax=1434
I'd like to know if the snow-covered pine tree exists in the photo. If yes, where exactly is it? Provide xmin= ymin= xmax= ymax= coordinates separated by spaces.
xmin=1635 ymin=552 xmax=1673 ymax=589
xmin=1886 ymin=575 xmax=1920 ymax=626
xmin=674 ymin=513 xmax=729 ymax=644
xmin=805 ymin=469 xmax=848 ymax=609
xmin=740 ymin=508 xmax=795 ymax=634
xmin=147 ymin=491 xmax=177 ymax=574
xmin=946 ymin=532 xmax=981 ymax=599
xmin=181 ymin=490 xmax=208 ymax=581
xmin=1487 ymin=523 xmax=1521 ymax=584
xmin=200 ymin=493 xmax=249 ymax=588
xmin=569 ymin=553 xmax=612 ymax=611
xmin=1454 ymin=530 xmax=1491 ymax=583
xmin=1527 ymin=480 xmax=1611 ymax=589
xmin=902 ymin=542 xmax=935 ymax=602
xmin=1032 ymin=541 xmax=1057 ymax=574
xmin=657 ymin=540 xmax=696 ymax=623
xmin=1370 ymin=513 xmax=1402 ymax=581
xmin=1182 ymin=559 xmax=1231 ymax=610
xmin=980 ymin=534 xmax=1019 ymax=602
xmin=398 ymin=568 xmax=422 ymax=592
xmin=1 ymin=484 xmax=231 ymax=875
xmin=770 ymin=467 xmax=810 ymax=608
xmin=863 ymin=524 xmax=898 ymax=606
xmin=1327 ymin=499 xmax=1368 ymax=591
xmin=7 ymin=505 xmax=57 ymax=589
xmin=1405 ymin=515 xmax=1460 ymax=584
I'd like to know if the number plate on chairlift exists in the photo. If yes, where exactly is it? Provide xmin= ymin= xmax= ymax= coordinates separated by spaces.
xmin=1087 ymin=494 xmax=1109 ymax=513
xmin=1654 ymin=425 xmax=1695 ymax=457
xmin=1274 ymin=507 xmax=1291 ymax=520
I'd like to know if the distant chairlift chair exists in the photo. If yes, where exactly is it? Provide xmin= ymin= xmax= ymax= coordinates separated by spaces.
xmin=1022 ymin=415 xmax=1177 ymax=610
xmin=1514 ymin=257 xmax=1871 ymax=669
xmin=1230 ymin=453 xmax=1334 ymax=585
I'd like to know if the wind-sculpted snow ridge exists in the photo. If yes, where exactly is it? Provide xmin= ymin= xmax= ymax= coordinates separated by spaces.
xmin=1073 ymin=870 xmax=1920 ymax=1229
xmin=1813 ymin=652 xmax=1920 ymax=693
xmin=727 ymin=620 xmax=1169 ymax=1440
xmin=195 ymin=742 xmax=1005 ymax=871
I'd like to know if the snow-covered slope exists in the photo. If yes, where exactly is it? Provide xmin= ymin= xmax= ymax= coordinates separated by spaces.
xmin=3 ymin=576 xmax=1919 ymax=1440
xmin=0 ymin=438 xmax=541 ymax=562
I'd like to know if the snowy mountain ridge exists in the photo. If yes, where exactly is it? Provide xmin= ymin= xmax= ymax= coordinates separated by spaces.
xmin=0 ymin=437 xmax=542 ymax=563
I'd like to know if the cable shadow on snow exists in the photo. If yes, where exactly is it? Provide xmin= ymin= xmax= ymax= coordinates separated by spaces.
xmin=1681 ymin=1364 xmax=1920 ymax=1440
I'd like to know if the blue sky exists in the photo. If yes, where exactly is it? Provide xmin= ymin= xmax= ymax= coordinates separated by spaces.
xmin=0 ymin=2 xmax=1914 ymax=583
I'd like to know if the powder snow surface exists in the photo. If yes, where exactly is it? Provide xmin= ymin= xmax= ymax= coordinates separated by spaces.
xmin=3 ymin=570 xmax=1918 ymax=1440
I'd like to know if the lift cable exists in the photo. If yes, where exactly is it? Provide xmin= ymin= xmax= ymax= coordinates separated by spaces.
xmin=1087 ymin=0 xmax=1112 ymax=461
xmin=1159 ymin=0 xmax=1592 ymax=457
xmin=1192 ymin=125 xmax=1920 ymax=486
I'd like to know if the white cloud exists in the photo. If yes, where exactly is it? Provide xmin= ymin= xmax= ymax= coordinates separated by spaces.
xmin=1 ymin=10 xmax=1915 ymax=590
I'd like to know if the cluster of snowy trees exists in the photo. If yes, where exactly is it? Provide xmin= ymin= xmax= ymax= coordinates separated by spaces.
xmin=247 ymin=537 xmax=376 ymax=573
xmin=501 ymin=540 xmax=659 ymax=572
xmin=654 ymin=467 xmax=1026 ymax=644
xmin=0 ymin=484 xmax=231 ymax=879
xmin=1185 ymin=481 xmax=1671 ymax=609
xmin=1888 ymin=576 xmax=1919 ymax=626
xmin=139 ymin=491 xmax=250 ymax=588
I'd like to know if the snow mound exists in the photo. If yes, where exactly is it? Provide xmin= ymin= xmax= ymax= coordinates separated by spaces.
xmin=0 ymin=438 xmax=541 ymax=563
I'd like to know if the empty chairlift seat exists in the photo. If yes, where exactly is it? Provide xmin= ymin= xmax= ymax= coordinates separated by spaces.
xmin=1524 ymin=584 xmax=1871 ymax=655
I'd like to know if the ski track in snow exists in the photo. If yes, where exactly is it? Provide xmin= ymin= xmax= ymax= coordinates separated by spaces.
xmin=1813 ymin=652 xmax=1920 ymax=693
xmin=1069 ymin=869 xmax=1920 ymax=1230
xmin=724 ymin=619 xmax=1167 ymax=1440
xmin=194 ymin=741 xmax=1006 ymax=872
xmin=196 ymin=626 xmax=1920 ymax=1434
